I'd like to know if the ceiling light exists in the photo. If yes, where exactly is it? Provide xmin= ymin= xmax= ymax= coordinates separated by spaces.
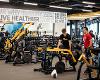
xmin=0 ymin=0 xmax=9 ymax=2
xmin=50 ymin=5 xmax=72 ymax=9
xmin=63 ymin=0 xmax=69 ymax=1
xmin=24 ymin=2 xmax=38 ymax=6
xmin=82 ymin=9 xmax=92 ymax=12
xmin=82 ymin=1 xmax=95 ymax=5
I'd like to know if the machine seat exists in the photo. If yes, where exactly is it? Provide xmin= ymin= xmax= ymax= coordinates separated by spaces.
xmin=91 ymin=48 xmax=100 ymax=55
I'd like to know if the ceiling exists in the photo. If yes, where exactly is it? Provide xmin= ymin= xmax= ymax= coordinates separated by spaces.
xmin=20 ymin=0 xmax=100 ymax=15
xmin=23 ymin=0 xmax=100 ymax=20
xmin=0 ymin=0 xmax=100 ymax=20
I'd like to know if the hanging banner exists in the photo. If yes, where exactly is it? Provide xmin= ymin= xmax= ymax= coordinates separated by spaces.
xmin=0 ymin=8 xmax=67 ymax=23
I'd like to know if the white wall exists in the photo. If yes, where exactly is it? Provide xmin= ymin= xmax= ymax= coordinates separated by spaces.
xmin=0 ymin=8 xmax=67 ymax=36
xmin=24 ymin=22 xmax=53 ymax=35
xmin=54 ymin=23 xmax=65 ymax=36
xmin=40 ymin=23 xmax=53 ymax=35
xmin=66 ymin=25 xmax=70 ymax=34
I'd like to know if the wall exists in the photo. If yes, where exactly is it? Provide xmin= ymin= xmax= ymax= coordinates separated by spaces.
xmin=0 ymin=2 xmax=67 ymax=36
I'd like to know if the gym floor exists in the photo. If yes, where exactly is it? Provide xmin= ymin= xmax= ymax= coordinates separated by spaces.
xmin=0 ymin=60 xmax=78 ymax=80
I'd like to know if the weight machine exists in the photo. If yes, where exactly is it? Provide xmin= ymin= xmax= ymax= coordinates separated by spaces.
xmin=77 ymin=48 xmax=100 ymax=80
xmin=34 ymin=47 xmax=77 ymax=74
xmin=4 ymin=22 xmax=33 ymax=65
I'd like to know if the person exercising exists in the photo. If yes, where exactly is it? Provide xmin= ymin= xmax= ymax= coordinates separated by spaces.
xmin=83 ymin=27 xmax=92 ymax=55
xmin=57 ymin=28 xmax=71 ymax=50
xmin=57 ymin=28 xmax=72 ymax=68
xmin=83 ymin=27 xmax=93 ymax=73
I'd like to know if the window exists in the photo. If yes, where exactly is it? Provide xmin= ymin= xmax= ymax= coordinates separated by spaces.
xmin=88 ymin=23 xmax=97 ymax=34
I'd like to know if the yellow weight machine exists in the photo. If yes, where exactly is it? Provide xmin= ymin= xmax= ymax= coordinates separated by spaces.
xmin=4 ymin=22 xmax=33 ymax=50
xmin=15 ymin=22 xmax=33 ymax=41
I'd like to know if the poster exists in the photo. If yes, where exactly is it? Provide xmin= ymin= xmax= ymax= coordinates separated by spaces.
xmin=0 ymin=8 xmax=66 ymax=23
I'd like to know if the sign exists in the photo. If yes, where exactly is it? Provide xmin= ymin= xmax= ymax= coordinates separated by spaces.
xmin=55 ymin=12 xmax=66 ymax=23
xmin=0 ymin=8 xmax=67 ymax=23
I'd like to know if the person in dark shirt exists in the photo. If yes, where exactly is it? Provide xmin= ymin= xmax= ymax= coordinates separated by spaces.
xmin=57 ymin=28 xmax=71 ymax=50
xmin=89 ymin=30 xmax=95 ymax=39
xmin=57 ymin=28 xmax=72 ymax=68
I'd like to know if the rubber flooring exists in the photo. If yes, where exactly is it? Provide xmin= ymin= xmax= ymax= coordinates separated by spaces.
xmin=0 ymin=60 xmax=78 ymax=80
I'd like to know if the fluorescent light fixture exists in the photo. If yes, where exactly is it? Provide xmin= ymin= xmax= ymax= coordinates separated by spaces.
xmin=0 ymin=0 xmax=9 ymax=2
xmin=82 ymin=1 xmax=95 ymax=5
xmin=82 ymin=9 xmax=92 ymax=12
xmin=24 ymin=2 xmax=38 ymax=6
xmin=50 ymin=5 xmax=72 ymax=9
xmin=85 ymin=5 xmax=94 ymax=8
xmin=63 ymin=0 xmax=69 ymax=1
xmin=66 ymin=7 xmax=72 ymax=9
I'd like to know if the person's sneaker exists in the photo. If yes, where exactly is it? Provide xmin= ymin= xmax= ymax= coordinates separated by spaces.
xmin=66 ymin=61 xmax=72 ymax=69
xmin=66 ymin=65 xmax=73 ymax=69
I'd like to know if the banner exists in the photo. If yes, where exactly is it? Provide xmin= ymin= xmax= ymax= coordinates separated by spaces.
xmin=0 ymin=8 xmax=67 ymax=23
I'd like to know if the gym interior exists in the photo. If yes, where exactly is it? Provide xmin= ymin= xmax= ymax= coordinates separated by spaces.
xmin=0 ymin=0 xmax=100 ymax=80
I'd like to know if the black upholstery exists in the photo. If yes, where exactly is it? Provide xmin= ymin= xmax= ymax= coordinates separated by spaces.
xmin=91 ymin=48 xmax=100 ymax=55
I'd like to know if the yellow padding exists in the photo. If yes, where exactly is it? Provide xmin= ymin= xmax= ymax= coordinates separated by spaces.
xmin=37 ymin=47 xmax=43 ymax=51
xmin=15 ymin=22 xmax=33 ymax=40
xmin=78 ymin=54 xmax=84 ymax=61
xmin=5 ymin=39 xmax=12 ymax=49
xmin=47 ymin=48 xmax=76 ymax=62
xmin=11 ymin=23 xmax=26 ymax=41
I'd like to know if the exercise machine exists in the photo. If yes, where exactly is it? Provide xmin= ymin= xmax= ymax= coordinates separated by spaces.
xmin=34 ymin=48 xmax=77 ymax=74
xmin=77 ymin=48 xmax=100 ymax=80
xmin=5 ymin=22 xmax=33 ymax=64
xmin=47 ymin=48 xmax=77 ymax=72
